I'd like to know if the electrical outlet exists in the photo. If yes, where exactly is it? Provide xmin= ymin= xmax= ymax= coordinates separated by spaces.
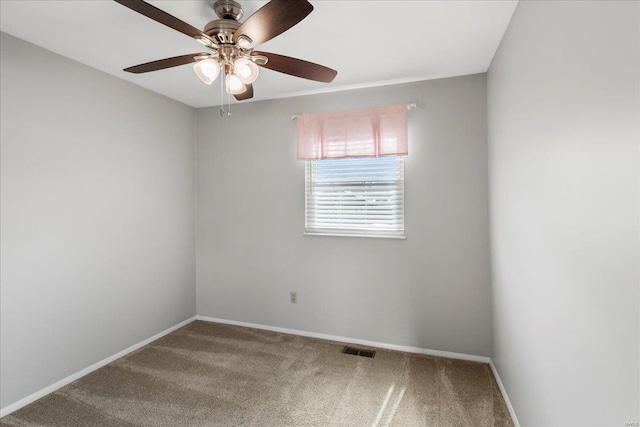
xmin=290 ymin=291 xmax=297 ymax=304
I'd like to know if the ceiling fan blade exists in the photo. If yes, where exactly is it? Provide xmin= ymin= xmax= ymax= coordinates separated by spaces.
xmin=252 ymin=51 xmax=337 ymax=83
xmin=114 ymin=0 xmax=216 ymax=45
xmin=234 ymin=84 xmax=254 ymax=101
xmin=124 ymin=53 xmax=208 ymax=74
xmin=232 ymin=0 xmax=313 ymax=46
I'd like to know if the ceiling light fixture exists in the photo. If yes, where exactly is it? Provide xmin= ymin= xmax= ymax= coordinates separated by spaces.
xmin=225 ymin=73 xmax=246 ymax=94
xmin=116 ymin=0 xmax=338 ymax=115
xmin=233 ymin=57 xmax=259 ymax=84
xmin=193 ymin=58 xmax=220 ymax=85
xmin=192 ymin=53 xmax=258 ymax=94
xmin=191 ymin=46 xmax=254 ymax=95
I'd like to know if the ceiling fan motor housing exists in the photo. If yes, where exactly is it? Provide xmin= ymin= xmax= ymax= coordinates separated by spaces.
xmin=203 ymin=19 xmax=241 ymax=45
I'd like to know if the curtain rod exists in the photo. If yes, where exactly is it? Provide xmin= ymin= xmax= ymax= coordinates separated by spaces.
xmin=290 ymin=101 xmax=419 ymax=121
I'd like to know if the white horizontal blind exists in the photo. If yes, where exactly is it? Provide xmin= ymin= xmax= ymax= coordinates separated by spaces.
xmin=305 ymin=156 xmax=405 ymax=237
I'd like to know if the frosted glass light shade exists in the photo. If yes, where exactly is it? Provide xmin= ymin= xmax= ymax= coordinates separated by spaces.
xmin=225 ymin=73 xmax=247 ymax=94
xmin=233 ymin=57 xmax=259 ymax=84
xmin=193 ymin=59 xmax=220 ymax=85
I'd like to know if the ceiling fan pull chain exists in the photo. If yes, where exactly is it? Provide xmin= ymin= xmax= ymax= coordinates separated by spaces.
xmin=218 ymin=65 xmax=233 ymax=117
xmin=220 ymin=66 xmax=226 ymax=117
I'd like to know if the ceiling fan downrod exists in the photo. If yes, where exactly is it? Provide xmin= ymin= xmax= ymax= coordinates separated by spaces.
xmin=213 ymin=0 xmax=244 ymax=21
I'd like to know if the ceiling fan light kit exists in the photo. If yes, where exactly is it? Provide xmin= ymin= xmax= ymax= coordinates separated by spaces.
xmin=234 ymin=58 xmax=259 ymax=84
xmin=225 ymin=73 xmax=246 ymax=94
xmin=193 ymin=58 xmax=220 ymax=85
xmin=114 ymin=0 xmax=337 ymax=110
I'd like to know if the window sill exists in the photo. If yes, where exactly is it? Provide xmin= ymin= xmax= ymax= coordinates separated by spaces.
xmin=303 ymin=232 xmax=406 ymax=240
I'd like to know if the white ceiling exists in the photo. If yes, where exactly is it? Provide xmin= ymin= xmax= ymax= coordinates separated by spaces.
xmin=0 ymin=1 xmax=517 ymax=108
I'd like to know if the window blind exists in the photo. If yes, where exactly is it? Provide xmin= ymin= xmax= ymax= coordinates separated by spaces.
xmin=305 ymin=156 xmax=405 ymax=237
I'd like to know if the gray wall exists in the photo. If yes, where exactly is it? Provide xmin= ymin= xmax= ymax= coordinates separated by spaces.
xmin=0 ymin=33 xmax=196 ymax=409
xmin=487 ymin=1 xmax=639 ymax=425
xmin=196 ymin=74 xmax=492 ymax=356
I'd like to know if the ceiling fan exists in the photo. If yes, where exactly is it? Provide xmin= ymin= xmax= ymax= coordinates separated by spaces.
xmin=114 ymin=0 xmax=338 ymax=101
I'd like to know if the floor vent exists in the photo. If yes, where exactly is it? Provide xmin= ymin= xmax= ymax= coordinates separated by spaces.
xmin=342 ymin=347 xmax=376 ymax=358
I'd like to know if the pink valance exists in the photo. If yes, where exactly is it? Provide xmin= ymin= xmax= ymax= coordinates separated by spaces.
xmin=296 ymin=104 xmax=408 ymax=160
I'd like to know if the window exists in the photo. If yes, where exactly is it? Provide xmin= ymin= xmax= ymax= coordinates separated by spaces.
xmin=305 ymin=156 xmax=405 ymax=238
xmin=297 ymin=104 xmax=408 ymax=238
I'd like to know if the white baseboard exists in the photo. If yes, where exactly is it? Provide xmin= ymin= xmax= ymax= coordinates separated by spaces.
xmin=0 ymin=316 xmax=197 ymax=418
xmin=489 ymin=360 xmax=521 ymax=427
xmin=196 ymin=315 xmax=492 ymax=364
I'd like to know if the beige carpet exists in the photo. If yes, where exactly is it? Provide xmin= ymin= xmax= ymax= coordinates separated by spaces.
xmin=1 ymin=321 xmax=514 ymax=426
